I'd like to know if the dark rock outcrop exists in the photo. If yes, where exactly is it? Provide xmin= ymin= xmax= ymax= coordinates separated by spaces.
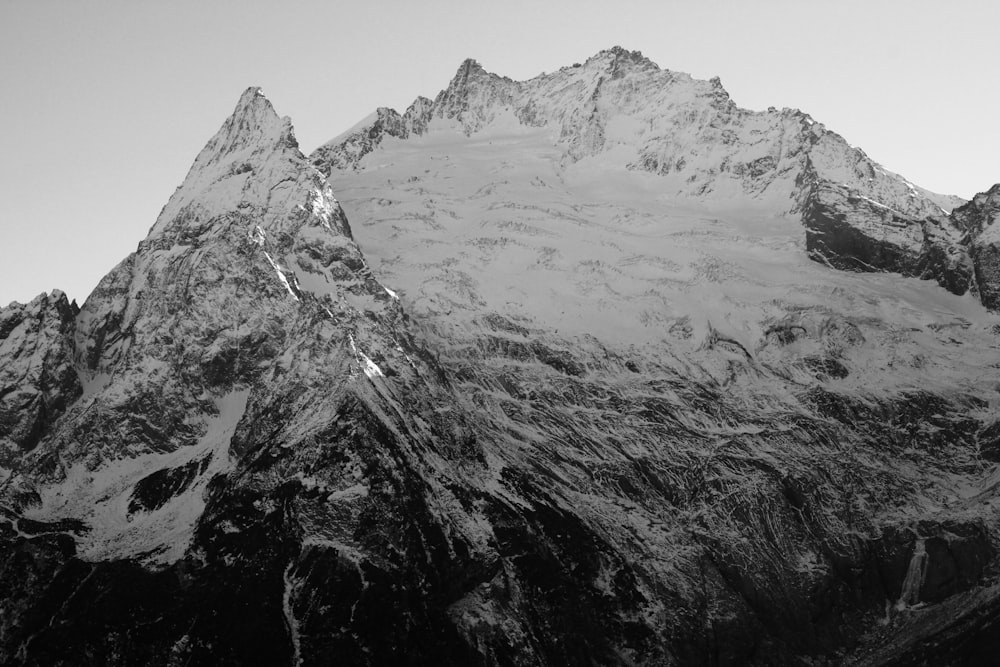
xmin=802 ymin=179 xmax=1000 ymax=308
xmin=954 ymin=184 xmax=1000 ymax=310
xmin=802 ymin=181 xmax=972 ymax=294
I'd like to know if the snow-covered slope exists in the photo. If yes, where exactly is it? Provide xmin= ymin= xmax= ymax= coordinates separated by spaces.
xmin=312 ymin=50 xmax=993 ymax=362
xmin=323 ymin=120 xmax=991 ymax=353
xmin=314 ymin=47 xmax=985 ymax=305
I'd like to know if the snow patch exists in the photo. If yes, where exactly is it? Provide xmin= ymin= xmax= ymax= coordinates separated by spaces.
xmin=23 ymin=389 xmax=251 ymax=567
xmin=327 ymin=484 xmax=370 ymax=502
xmin=896 ymin=538 xmax=928 ymax=610
xmin=0 ymin=514 xmax=34 ymax=540
xmin=856 ymin=194 xmax=905 ymax=217
xmin=360 ymin=354 xmax=383 ymax=379
xmin=283 ymin=563 xmax=303 ymax=666
xmin=263 ymin=251 xmax=300 ymax=301
xmin=311 ymin=187 xmax=338 ymax=230
xmin=348 ymin=333 xmax=384 ymax=379
xmin=248 ymin=225 xmax=266 ymax=246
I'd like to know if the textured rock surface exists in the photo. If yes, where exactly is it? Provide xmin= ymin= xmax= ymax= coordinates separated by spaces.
xmin=953 ymin=184 xmax=1000 ymax=310
xmin=801 ymin=181 xmax=972 ymax=293
xmin=0 ymin=291 xmax=79 ymax=454
xmin=0 ymin=54 xmax=999 ymax=666
xmin=310 ymin=97 xmax=434 ymax=172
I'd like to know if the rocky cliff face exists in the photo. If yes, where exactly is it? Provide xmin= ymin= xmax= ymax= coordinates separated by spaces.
xmin=309 ymin=97 xmax=434 ymax=172
xmin=1 ymin=54 xmax=999 ymax=666
xmin=0 ymin=291 xmax=79 ymax=454
xmin=800 ymin=181 xmax=973 ymax=293
xmin=953 ymin=184 xmax=1000 ymax=310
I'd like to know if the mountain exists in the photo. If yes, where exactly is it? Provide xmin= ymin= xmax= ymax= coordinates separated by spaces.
xmin=1 ymin=51 xmax=999 ymax=666
xmin=1 ymin=87 xmax=489 ymax=664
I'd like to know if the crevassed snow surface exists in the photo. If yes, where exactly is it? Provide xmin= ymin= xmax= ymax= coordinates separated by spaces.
xmin=329 ymin=117 xmax=997 ymax=396
xmin=332 ymin=119 xmax=993 ymax=341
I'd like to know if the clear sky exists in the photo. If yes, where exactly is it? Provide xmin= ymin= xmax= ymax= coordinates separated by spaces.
xmin=1 ymin=0 xmax=997 ymax=307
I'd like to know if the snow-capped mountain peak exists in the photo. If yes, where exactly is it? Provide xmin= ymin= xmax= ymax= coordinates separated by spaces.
xmin=148 ymin=86 xmax=346 ymax=244
xmin=312 ymin=49 xmax=994 ymax=308
xmin=315 ymin=49 xmax=910 ymax=209
xmin=189 ymin=86 xmax=296 ymax=171
xmin=586 ymin=45 xmax=661 ymax=74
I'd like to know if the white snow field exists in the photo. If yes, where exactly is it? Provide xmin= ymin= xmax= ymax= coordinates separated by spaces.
xmin=329 ymin=116 xmax=997 ymax=394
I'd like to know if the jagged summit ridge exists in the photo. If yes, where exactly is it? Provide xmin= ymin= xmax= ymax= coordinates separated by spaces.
xmin=311 ymin=48 xmax=1000 ymax=309
xmin=313 ymin=48 xmax=943 ymax=216
xmin=587 ymin=45 xmax=660 ymax=71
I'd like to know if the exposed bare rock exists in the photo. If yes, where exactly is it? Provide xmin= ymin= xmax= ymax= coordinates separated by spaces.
xmin=953 ymin=184 xmax=1000 ymax=310
xmin=801 ymin=180 xmax=972 ymax=293
xmin=310 ymin=97 xmax=434 ymax=171
xmin=0 ymin=291 xmax=79 ymax=453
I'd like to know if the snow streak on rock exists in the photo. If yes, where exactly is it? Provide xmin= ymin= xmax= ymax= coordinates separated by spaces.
xmin=282 ymin=563 xmax=302 ymax=667
xmin=897 ymin=538 xmax=929 ymax=609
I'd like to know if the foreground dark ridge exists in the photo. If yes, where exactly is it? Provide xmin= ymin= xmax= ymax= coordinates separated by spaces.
xmin=0 ymin=51 xmax=997 ymax=666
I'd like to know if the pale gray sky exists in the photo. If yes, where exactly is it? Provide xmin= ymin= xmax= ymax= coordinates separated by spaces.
xmin=1 ymin=0 xmax=996 ymax=306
